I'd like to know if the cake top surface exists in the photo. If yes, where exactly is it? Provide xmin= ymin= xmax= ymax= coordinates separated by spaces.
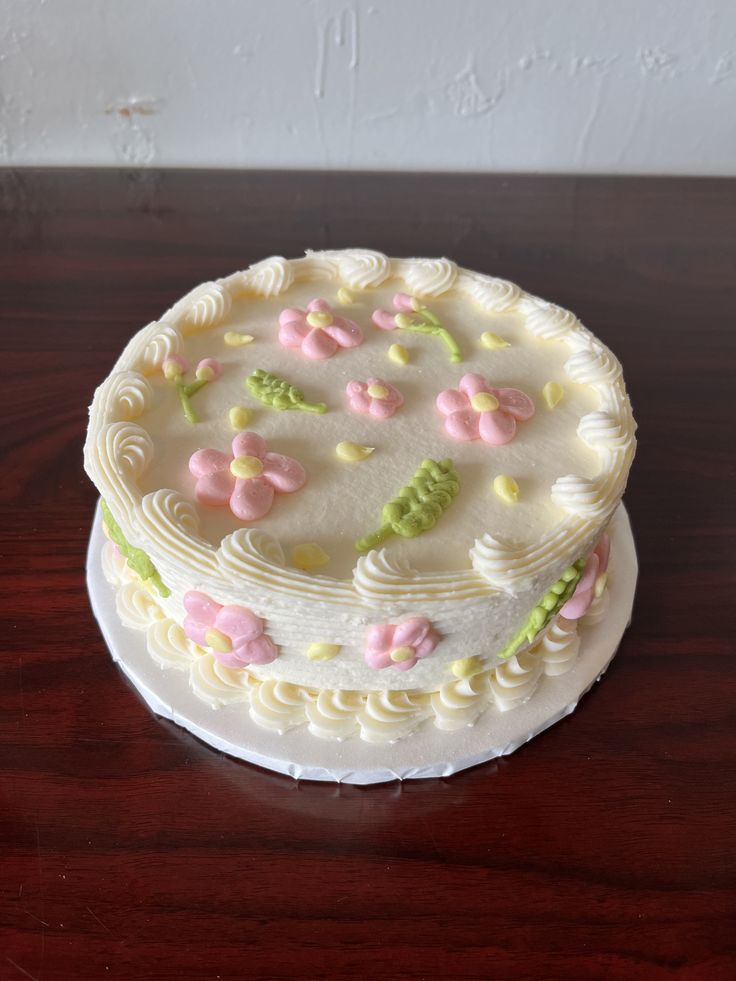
xmin=86 ymin=250 xmax=636 ymax=611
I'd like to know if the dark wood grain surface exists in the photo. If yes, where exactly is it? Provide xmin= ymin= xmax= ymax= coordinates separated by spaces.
xmin=1 ymin=168 xmax=734 ymax=980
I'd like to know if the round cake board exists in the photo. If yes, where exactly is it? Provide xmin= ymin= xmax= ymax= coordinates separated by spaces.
xmin=86 ymin=505 xmax=637 ymax=785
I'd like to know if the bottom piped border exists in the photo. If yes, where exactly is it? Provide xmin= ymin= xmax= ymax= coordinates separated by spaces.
xmin=99 ymin=539 xmax=611 ymax=745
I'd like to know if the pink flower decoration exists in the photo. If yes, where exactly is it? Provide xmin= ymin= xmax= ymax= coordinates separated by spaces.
xmin=346 ymin=378 xmax=404 ymax=419
xmin=183 ymin=590 xmax=277 ymax=667
xmin=560 ymin=535 xmax=611 ymax=620
xmin=365 ymin=617 xmax=440 ymax=672
xmin=189 ymin=431 xmax=306 ymax=522
xmin=278 ymin=298 xmax=363 ymax=360
xmin=436 ymin=372 xmax=535 ymax=445
xmin=371 ymin=292 xmax=417 ymax=330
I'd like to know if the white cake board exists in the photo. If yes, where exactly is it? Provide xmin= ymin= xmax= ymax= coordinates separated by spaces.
xmin=86 ymin=506 xmax=637 ymax=785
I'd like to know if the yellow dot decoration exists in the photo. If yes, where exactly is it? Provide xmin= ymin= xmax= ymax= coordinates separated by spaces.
xmin=228 ymin=405 xmax=252 ymax=430
xmin=367 ymin=383 xmax=390 ymax=399
xmin=336 ymin=441 xmax=375 ymax=462
xmin=493 ymin=474 xmax=520 ymax=504
xmin=205 ymin=628 xmax=232 ymax=654
xmin=451 ymin=656 xmax=485 ymax=679
xmin=224 ymin=331 xmax=254 ymax=346
xmin=230 ymin=455 xmax=264 ymax=479
xmin=390 ymin=646 xmax=416 ymax=663
xmin=306 ymin=310 xmax=333 ymax=328
xmin=470 ymin=392 xmax=499 ymax=412
xmin=307 ymin=642 xmax=342 ymax=661
xmin=480 ymin=332 xmax=510 ymax=350
xmin=594 ymin=572 xmax=608 ymax=599
xmin=388 ymin=343 xmax=410 ymax=365
xmin=337 ymin=287 xmax=354 ymax=305
xmin=292 ymin=543 xmax=330 ymax=571
xmin=542 ymin=381 xmax=564 ymax=409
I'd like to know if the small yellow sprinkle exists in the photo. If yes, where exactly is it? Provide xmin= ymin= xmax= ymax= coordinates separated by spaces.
xmin=594 ymin=572 xmax=608 ymax=599
xmin=542 ymin=381 xmax=564 ymax=409
xmin=388 ymin=343 xmax=409 ymax=365
xmin=480 ymin=331 xmax=510 ymax=350
xmin=493 ymin=474 xmax=520 ymax=504
xmin=224 ymin=331 xmax=254 ymax=347
xmin=336 ymin=441 xmax=375 ymax=462
xmin=336 ymin=287 xmax=354 ymax=305
xmin=451 ymin=656 xmax=484 ymax=680
xmin=205 ymin=628 xmax=232 ymax=654
xmin=307 ymin=642 xmax=342 ymax=661
xmin=292 ymin=543 xmax=330 ymax=571
xmin=228 ymin=405 xmax=252 ymax=430
xmin=390 ymin=646 xmax=415 ymax=663
xmin=306 ymin=310 xmax=333 ymax=328
xmin=230 ymin=455 xmax=264 ymax=479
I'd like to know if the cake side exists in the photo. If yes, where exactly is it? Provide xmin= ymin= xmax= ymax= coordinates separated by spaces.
xmin=84 ymin=251 xmax=636 ymax=696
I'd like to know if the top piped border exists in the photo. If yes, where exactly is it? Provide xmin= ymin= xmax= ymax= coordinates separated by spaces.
xmin=87 ymin=250 xmax=636 ymax=612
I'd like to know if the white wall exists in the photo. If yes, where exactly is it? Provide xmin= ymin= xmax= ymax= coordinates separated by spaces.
xmin=1 ymin=0 xmax=735 ymax=174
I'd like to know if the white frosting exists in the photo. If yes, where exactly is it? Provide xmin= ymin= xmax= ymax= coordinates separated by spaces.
xmin=99 ymin=541 xmax=591 ymax=743
xmin=84 ymin=250 xmax=635 ymax=696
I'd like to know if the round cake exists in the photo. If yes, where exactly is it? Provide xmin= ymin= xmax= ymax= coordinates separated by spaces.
xmin=84 ymin=250 xmax=636 ymax=745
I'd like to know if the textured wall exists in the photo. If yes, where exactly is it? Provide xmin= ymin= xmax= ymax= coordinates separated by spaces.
xmin=1 ymin=0 xmax=735 ymax=173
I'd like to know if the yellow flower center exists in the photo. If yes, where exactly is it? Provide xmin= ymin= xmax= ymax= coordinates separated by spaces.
xmin=230 ymin=455 xmax=264 ymax=479
xmin=367 ymin=383 xmax=390 ymax=399
xmin=205 ymin=628 xmax=232 ymax=654
xmin=471 ymin=392 xmax=499 ymax=412
xmin=306 ymin=310 xmax=333 ymax=329
xmin=390 ymin=645 xmax=415 ymax=663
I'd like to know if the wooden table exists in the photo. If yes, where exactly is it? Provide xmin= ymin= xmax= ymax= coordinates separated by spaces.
xmin=1 ymin=169 xmax=734 ymax=980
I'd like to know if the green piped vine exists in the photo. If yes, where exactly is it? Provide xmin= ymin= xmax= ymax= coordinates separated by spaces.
xmin=355 ymin=458 xmax=460 ymax=553
xmin=395 ymin=307 xmax=462 ymax=364
xmin=101 ymin=499 xmax=170 ymax=598
xmin=497 ymin=558 xmax=585 ymax=661
xmin=246 ymin=369 xmax=327 ymax=414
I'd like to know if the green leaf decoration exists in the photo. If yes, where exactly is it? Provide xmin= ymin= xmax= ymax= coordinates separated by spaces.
xmin=100 ymin=499 xmax=170 ymax=598
xmin=395 ymin=308 xmax=462 ymax=363
xmin=176 ymin=377 xmax=207 ymax=424
xmin=497 ymin=559 xmax=586 ymax=660
xmin=355 ymin=458 xmax=460 ymax=553
xmin=246 ymin=369 xmax=327 ymax=414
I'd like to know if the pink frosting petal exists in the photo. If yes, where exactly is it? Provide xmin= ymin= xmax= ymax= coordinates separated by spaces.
xmin=445 ymin=408 xmax=481 ymax=441
xmin=215 ymin=605 xmax=264 ymax=645
xmin=364 ymin=648 xmax=393 ymax=670
xmin=262 ymin=452 xmax=307 ymax=492
xmin=302 ymin=327 xmax=339 ymax=360
xmin=323 ymin=316 xmax=363 ymax=348
xmin=372 ymin=310 xmax=397 ymax=331
xmin=195 ymin=469 xmax=236 ymax=506
xmin=459 ymin=373 xmax=492 ymax=398
xmin=229 ymin=476 xmax=275 ymax=521
xmin=307 ymin=298 xmax=332 ymax=314
xmin=559 ymin=553 xmax=600 ymax=619
xmin=436 ymin=388 xmax=469 ymax=416
xmin=238 ymin=634 xmax=279 ymax=665
xmin=369 ymin=398 xmax=398 ymax=419
xmin=348 ymin=390 xmax=372 ymax=414
xmin=383 ymin=383 xmax=404 ymax=408
xmin=183 ymin=591 xmax=220 ymax=626
xmin=278 ymin=307 xmax=306 ymax=327
xmin=478 ymin=408 xmax=517 ymax=445
xmin=346 ymin=380 xmax=367 ymax=397
xmin=413 ymin=630 xmax=440 ymax=660
xmin=279 ymin=318 xmax=310 ymax=348
xmin=496 ymin=388 xmax=535 ymax=421
xmin=393 ymin=292 xmax=415 ymax=312
xmin=392 ymin=617 xmax=431 ymax=649
xmin=231 ymin=431 xmax=267 ymax=460
xmin=189 ymin=448 xmax=231 ymax=478
xmin=183 ymin=617 xmax=210 ymax=647
xmin=366 ymin=623 xmax=396 ymax=656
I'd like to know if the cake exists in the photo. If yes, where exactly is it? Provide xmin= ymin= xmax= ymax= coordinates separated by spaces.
xmin=84 ymin=250 xmax=636 ymax=746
